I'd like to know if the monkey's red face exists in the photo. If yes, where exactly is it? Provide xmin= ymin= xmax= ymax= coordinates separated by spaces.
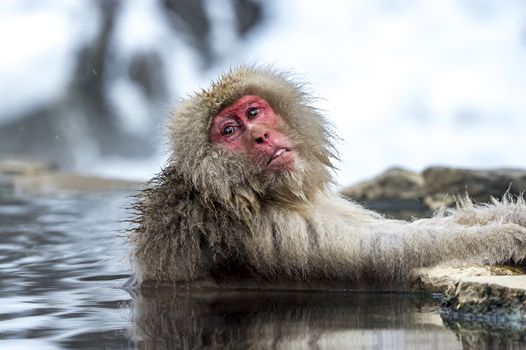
xmin=210 ymin=95 xmax=296 ymax=172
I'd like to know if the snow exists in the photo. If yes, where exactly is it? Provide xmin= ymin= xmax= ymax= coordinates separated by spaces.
xmin=0 ymin=0 xmax=98 ymax=122
xmin=1 ymin=0 xmax=526 ymax=186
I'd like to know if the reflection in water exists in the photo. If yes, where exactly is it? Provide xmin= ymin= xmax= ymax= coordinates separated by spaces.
xmin=130 ymin=290 xmax=461 ymax=349
xmin=442 ymin=315 xmax=526 ymax=349
xmin=0 ymin=188 xmax=525 ymax=349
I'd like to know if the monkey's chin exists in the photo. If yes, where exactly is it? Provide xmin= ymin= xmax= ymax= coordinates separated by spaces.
xmin=266 ymin=150 xmax=296 ymax=172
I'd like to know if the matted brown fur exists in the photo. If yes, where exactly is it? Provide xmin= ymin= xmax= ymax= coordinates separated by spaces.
xmin=130 ymin=66 xmax=526 ymax=291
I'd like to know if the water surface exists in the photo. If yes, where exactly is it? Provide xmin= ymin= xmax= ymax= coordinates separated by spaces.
xmin=0 ymin=187 xmax=522 ymax=349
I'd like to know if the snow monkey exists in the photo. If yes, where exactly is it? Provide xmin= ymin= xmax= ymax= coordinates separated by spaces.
xmin=130 ymin=67 xmax=526 ymax=291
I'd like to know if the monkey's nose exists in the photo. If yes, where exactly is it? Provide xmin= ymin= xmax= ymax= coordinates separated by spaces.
xmin=255 ymin=132 xmax=269 ymax=144
xmin=250 ymin=126 xmax=270 ymax=144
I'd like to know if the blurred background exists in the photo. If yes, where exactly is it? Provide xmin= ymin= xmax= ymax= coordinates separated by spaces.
xmin=1 ymin=0 xmax=525 ymax=187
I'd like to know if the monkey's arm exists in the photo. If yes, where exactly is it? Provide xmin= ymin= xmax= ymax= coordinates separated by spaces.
xmin=344 ymin=198 xmax=526 ymax=280
xmin=357 ymin=218 xmax=526 ymax=284
xmin=316 ymin=195 xmax=526 ymax=285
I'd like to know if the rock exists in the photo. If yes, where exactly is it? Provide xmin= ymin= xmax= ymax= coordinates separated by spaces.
xmin=442 ymin=275 xmax=526 ymax=324
xmin=411 ymin=264 xmax=525 ymax=293
xmin=442 ymin=279 xmax=526 ymax=349
xmin=414 ymin=265 xmax=526 ymax=340
xmin=0 ymin=159 xmax=140 ymax=194
xmin=423 ymin=167 xmax=526 ymax=210
xmin=341 ymin=166 xmax=526 ymax=219
xmin=340 ymin=167 xmax=431 ymax=219
xmin=341 ymin=167 xmax=425 ymax=200
xmin=0 ymin=159 xmax=55 ymax=176
xmin=10 ymin=172 xmax=140 ymax=194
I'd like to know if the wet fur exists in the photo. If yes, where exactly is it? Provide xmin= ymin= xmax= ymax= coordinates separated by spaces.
xmin=130 ymin=67 xmax=526 ymax=291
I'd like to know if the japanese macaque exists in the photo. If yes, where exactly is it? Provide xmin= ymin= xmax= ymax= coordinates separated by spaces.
xmin=130 ymin=67 xmax=526 ymax=291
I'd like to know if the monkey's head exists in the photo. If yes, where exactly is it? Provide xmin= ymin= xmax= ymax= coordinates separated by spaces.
xmin=168 ymin=67 xmax=336 ymax=209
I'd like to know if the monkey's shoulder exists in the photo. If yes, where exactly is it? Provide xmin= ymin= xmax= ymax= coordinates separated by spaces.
xmin=134 ymin=167 xmax=241 ymax=239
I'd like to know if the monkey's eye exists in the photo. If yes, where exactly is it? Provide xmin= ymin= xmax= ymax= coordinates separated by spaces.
xmin=246 ymin=107 xmax=260 ymax=120
xmin=222 ymin=126 xmax=236 ymax=136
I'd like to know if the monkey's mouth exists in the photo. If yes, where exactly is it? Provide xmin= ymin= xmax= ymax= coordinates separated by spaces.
xmin=267 ymin=148 xmax=291 ymax=166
